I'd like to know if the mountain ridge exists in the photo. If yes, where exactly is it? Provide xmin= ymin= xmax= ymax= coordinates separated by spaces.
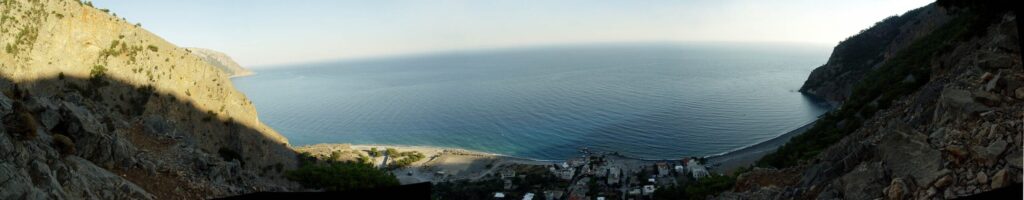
xmin=184 ymin=47 xmax=254 ymax=78
xmin=723 ymin=1 xmax=1022 ymax=199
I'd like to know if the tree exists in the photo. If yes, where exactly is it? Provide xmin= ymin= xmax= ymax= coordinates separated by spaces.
xmin=386 ymin=148 xmax=399 ymax=157
xmin=286 ymin=161 xmax=399 ymax=191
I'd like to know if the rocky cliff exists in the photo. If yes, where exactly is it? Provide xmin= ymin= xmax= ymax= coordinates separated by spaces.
xmin=183 ymin=48 xmax=254 ymax=78
xmin=799 ymin=4 xmax=953 ymax=105
xmin=1 ymin=0 xmax=298 ymax=199
xmin=723 ymin=2 xmax=1022 ymax=199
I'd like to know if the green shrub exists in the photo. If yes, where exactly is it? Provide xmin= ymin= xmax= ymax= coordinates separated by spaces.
xmin=683 ymin=174 xmax=736 ymax=200
xmin=53 ymin=134 xmax=76 ymax=156
xmin=146 ymin=45 xmax=158 ymax=52
xmin=329 ymin=150 xmax=343 ymax=161
xmin=387 ymin=151 xmax=424 ymax=169
xmin=385 ymin=148 xmax=398 ymax=156
xmin=218 ymin=147 xmax=244 ymax=166
xmin=89 ymin=64 xmax=106 ymax=85
xmin=369 ymin=147 xmax=379 ymax=157
xmin=286 ymin=161 xmax=399 ymax=191
xmin=3 ymin=101 xmax=38 ymax=140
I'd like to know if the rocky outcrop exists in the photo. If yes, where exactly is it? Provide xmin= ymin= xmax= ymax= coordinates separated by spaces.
xmin=722 ymin=3 xmax=1022 ymax=200
xmin=1 ymin=0 xmax=298 ymax=198
xmin=184 ymin=48 xmax=255 ymax=78
xmin=799 ymin=4 xmax=952 ymax=104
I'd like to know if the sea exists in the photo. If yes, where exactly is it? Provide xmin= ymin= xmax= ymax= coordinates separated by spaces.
xmin=233 ymin=43 xmax=833 ymax=160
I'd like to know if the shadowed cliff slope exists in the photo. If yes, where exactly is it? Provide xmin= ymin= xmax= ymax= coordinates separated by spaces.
xmin=1 ymin=0 xmax=299 ymax=198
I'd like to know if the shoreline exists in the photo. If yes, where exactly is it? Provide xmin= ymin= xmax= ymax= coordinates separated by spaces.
xmin=294 ymin=119 xmax=818 ymax=183
xmin=705 ymin=121 xmax=817 ymax=174
xmin=228 ymin=71 xmax=256 ymax=79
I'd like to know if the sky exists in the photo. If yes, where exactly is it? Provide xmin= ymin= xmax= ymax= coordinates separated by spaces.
xmin=94 ymin=0 xmax=933 ymax=68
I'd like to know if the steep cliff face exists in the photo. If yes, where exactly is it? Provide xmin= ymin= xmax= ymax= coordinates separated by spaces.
xmin=0 ymin=0 xmax=297 ymax=199
xmin=800 ymin=4 xmax=953 ymax=104
xmin=184 ymin=48 xmax=254 ymax=78
xmin=722 ymin=3 xmax=1022 ymax=200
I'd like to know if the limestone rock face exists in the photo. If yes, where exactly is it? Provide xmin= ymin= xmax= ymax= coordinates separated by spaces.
xmin=0 ymin=0 xmax=298 ymax=198
xmin=184 ymin=48 xmax=255 ymax=78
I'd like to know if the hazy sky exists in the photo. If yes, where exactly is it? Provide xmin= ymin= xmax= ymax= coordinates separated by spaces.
xmin=94 ymin=0 xmax=932 ymax=68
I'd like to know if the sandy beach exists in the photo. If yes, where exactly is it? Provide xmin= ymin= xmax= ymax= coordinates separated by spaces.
xmin=294 ymin=144 xmax=553 ymax=184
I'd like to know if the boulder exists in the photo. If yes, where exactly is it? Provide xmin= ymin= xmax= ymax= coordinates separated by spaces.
xmin=934 ymin=175 xmax=954 ymax=188
xmin=928 ymin=128 xmax=946 ymax=144
xmin=975 ymin=171 xmax=988 ymax=184
xmin=990 ymin=168 xmax=1010 ymax=189
xmin=63 ymin=156 xmax=155 ymax=200
xmin=983 ymin=73 xmax=1001 ymax=92
xmin=978 ymin=53 xmax=1016 ymax=70
xmin=0 ymin=163 xmax=33 ymax=199
xmin=937 ymin=88 xmax=989 ymax=123
xmin=979 ymin=72 xmax=994 ymax=83
xmin=838 ymin=162 xmax=888 ymax=200
xmin=885 ymin=178 xmax=909 ymax=200
xmin=880 ymin=122 xmax=945 ymax=185
xmin=1007 ymin=150 xmax=1023 ymax=169
xmin=972 ymin=139 xmax=1008 ymax=166
xmin=0 ymin=94 xmax=12 ymax=116
xmin=1015 ymin=87 xmax=1024 ymax=100
xmin=946 ymin=145 xmax=969 ymax=160
xmin=972 ymin=91 xmax=1002 ymax=107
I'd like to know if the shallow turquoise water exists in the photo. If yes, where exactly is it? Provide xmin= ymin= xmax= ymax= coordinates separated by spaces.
xmin=233 ymin=43 xmax=832 ymax=160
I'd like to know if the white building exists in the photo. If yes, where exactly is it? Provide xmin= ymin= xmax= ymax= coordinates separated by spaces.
xmin=499 ymin=168 xmax=516 ymax=178
xmin=523 ymin=192 xmax=534 ymax=200
xmin=544 ymin=190 xmax=564 ymax=200
xmin=656 ymin=162 xmax=670 ymax=177
xmin=643 ymin=185 xmax=656 ymax=195
xmin=495 ymin=192 xmax=506 ymax=198
xmin=686 ymin=159 xmax=710 ymax=180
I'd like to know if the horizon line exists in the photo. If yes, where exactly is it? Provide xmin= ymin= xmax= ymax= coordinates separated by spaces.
xmin=246 ymin=40 xmax=835 ymax=69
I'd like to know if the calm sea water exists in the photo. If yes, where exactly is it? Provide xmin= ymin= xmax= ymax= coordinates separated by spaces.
xmin=233 ymin=43 xmax=832 ymax=160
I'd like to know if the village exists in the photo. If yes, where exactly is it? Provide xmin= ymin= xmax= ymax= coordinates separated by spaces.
xmin=435 ymin=148 xmax=720 ymax=200
xmin=295 ymin=144 xmax=727 ymax=200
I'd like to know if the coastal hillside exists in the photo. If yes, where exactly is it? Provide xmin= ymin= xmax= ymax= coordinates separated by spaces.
xmin=724 ymin=1 xmax=1022 ymax=199
xmin=799 ymin=4 xmax=953 ymax=104
xmin=1 ymin=0 xmax=298 ymax=199
xmin=184 ymin=48 xmax=254 ymax=78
